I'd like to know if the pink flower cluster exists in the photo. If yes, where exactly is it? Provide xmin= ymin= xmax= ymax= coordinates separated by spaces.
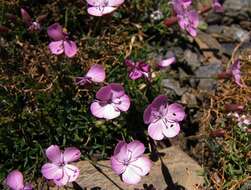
xmin=172 ymin=0 xmax=199 ymax=37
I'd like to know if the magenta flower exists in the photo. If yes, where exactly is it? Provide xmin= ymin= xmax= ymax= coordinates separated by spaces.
xmin=41 ymin=145 xmax=81 ymax=186
xmin=125 ymin=59 xmax=150 ymax=80
xmin=87 ymin=0 xmax=125 ymax=16
xmin=111 ymin=140 xmax=152 ymax=185
xmin=177 ymin=10 xmax=199 ymax=37
xmin=90 ymin=83 xmax=130 ymax=120
xmin=6 ymin=170 xmax=32 ymax=190
xmin=158 ymin=53 xmax=176 ymax=68
xmin=76 ymin=64 xmax=106 ymax=86
xmin=172 ymin=0 xmax=192 ymax=13
xmin=228 ymin=59 xmax=245 ymax=87
xmin=21 ymin=8 xmax=41 ymax=32
xmin=47 ymin=23 xmax=77 ymax=58
xmin=144 ymin=95 xmax=185 ymax=140
xmin=212 ymin=0 xmax=224 ymax=13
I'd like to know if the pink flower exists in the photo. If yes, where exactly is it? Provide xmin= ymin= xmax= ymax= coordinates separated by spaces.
xmin=41 ymin=145 xmax=81 ymax=186
xmin=6 ymin=170 xmax=32 ymax=190
xmin=111 ymin=140 xmax=152 ymax=185
xmin=87 ymin=0 xmax=124 ymax=16
xmin=228 ymin=59 xmax=245 ymax=87
xmin=177 ymin=10 xmax=199 ymax=37
xmin=47 ymin=23 xmax=77 ymax=58
xmin=21 ymin=8 xmax=41 ymax=32
xmin=172 ymin=0 xmax=192 ymax=13
xmin=144 ymin=95 xmax=185 ymax=140
xmin=158 ymin=52 xmax=176 ymax=68
xmin=90 ymin=83 xmax=130 ymax=120
xmin=125 ymin=59 xmax=150 ymax=80
xmin=75 ymin=64 xmax=106 ymax=86
xmin=212 ymin=0 xmax=224 ymax=13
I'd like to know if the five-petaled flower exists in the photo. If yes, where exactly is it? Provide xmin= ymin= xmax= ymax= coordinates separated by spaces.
xmin=125 ymin=59 xmax=150 ymax=80
xmin=75 ymin=64 xmax=106 ymax=86
xmin=87 ymin=0 xmax=125 ymax=16
xmin=144 ymin=95 xmax=185 ymax=140
xmin=172 ymin=0 xmax=199 ymax=37
xmin=47 ymin=23 xmax=77 ymax=58
xmin=111 ymin=140 xmax=152 ymax=184
xmin=41 ymin=145 xmax=81 ymax=186
xmin=6 ymin=170 xmax=32 ymax=190
xmin=91 ymin=83 xmax=130 ymax=120
xmin=21 ymin=8 xmax=42 ymax=32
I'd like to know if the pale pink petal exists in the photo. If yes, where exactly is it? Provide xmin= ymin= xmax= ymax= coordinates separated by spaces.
xmin=115 ymin=94 xmax=130 ymax=112
xmin=63 ymin=147 xmax=81 ymax=163
xmin=86 ymin=0 xmax=103 ymax=6
xmin=48 ymin=41 xmax=64 ymax=55
xmin=166 ymin=103 xmax=185 ymax=122
xmin=162 ymin=121 xmax=180 ymax=138
xmin=158 ymin=57 xmax=176 ymax=68
xmin=181 ymin=0 xmax=192 ymax=8
xmin=96 ymin=85 xmax=112 ymax=101
xmin=41 ymin=163 xmax=63 ymax=180
xmin=138 ymin=62 xmax=150 ymax=73
xmin=148 ymin=120 xmax=165 ymax=140
xmin=21 ymin=8 xmax=32 ymax=26
xmin=187 ymin=26 xmax=197 ymax=37
xmin=212 ymin=0 xmax=224 ymax=12
xmin=129 ymin=156 xmax=151 ymax=176
xmin=177 ymin=15 xmax=187 ymax=30
xmin=6 ymin=170 xmax=24 ymax=190
xmin=122 ymin=167 xmax=141 ymax=185
xmin=113 ymin=141 xmax=127 ymax=155
xmin=143 ymin=103 xmax=153 ymax=124
xmin=86 ymin=64 xmax=106 ymax=83
xmin=45 ymin=145 xmax=62 ymax=164
xmin=87 ymin=6 xmax=117 ymax=17
xmin=127 ymin=140 xmax=145 ymax=159
xmin=151 ymin=95 xmax=168 ymax=110
xmin=47 ymin=23 xmax=65 ymax=41
xmin=64 ymin=40 xmax=77 ymax=58
xmin=129 ymin=69 xmax=143 ymax=80
xmin=108 ymin=0 xmax=125 ymax=6
xmin=113 ymin=142 xmax=129 ymax=162
xmin=231 ymin=60 xmax=244 ymax=87
xmin=90 ymin=102 xmax=120 ymax=119
xmin=63 ymin=164 xmax=80 ymax=182
xmin=111 ymin=156 xmax=126 ymax=175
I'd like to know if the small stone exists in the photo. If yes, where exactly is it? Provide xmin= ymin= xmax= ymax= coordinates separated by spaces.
xmin=161 ymin=79 xmax=187 ymax=96
xmin=181 ymin=91 xmax=198 ymax=108
xmin=184 ymin=50 xmax=201 ymax=71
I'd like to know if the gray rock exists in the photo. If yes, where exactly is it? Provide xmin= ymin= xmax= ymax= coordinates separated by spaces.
xmin=161 ymin=79 xmax=187 ymax=96
xmin=195 ymin=60 xmax=223 ymax=91
xmin=184 ymin=50 xmax=201 ymax=71
xmin=181 ymin=91 xmax=198 ymax=108
xmin=224 ymin=0 xmax=251 ymax=12
xmin=50 ymin=146 xmax=204 ymax=190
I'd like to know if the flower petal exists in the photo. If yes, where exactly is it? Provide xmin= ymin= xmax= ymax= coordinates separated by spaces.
xmin=166 ymin=103 xmax=185 ymax=122
xmin=96 ymin=85 xmax=112 ymax=101
xmin=113 ymin=141 xmax=129 ymax=163
xmin=48 ymin=41 xmax=64 ymax=55
xmin=148 ymin=120 xmax=165 ymax=140
xmin=122 ymin=166 xmax=141 ymax=185
xmin=129 ymin=156 xmax=151 ymax=176
xmin=64 ymin=164 xmax=80 ymax=182
xmin=24 ymin=184 xmax=33 ymax=190
xmin=158 ymin=57 xmax=176 ymax=68
xmin=108 ymin=0 xmax=125 ymax=6
xmin=63 ymin=147 xmax=81 ymax=163
xmin=86 ymin=64 xmax=106 ymax=83
xmin=115 ymin=94 xmax=130 ymax=112
xmin=21 ymin=8 xmax=32 ymax=26
xmin=6 ymin=170 xmax=24 ymax=190
xmin=46 ymin=145 xmax=62 ymax=164
xmin=129 ymin=69 xmax=143 ymax=80
xmin=47 ymin=23 xmax=65 ymax=41
xmin=110 ymin=83 xmax=125 ymax=98
xmin=127 ymin=140 xmax=145 ymax=159
xmin=90 ymin=102 xmax=120 ymax=120
xmin=87 ymin=6 xmax=117 ymax=17
xmin=162 ymin=120 xmax=180 ymax=138
xmin=64 ymin=40 xmax=77 ymax=58
xmin=110 ymin=156 xmax=126 ymax=175
xmin=41 ymin=163 xmax=63 ymax=180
